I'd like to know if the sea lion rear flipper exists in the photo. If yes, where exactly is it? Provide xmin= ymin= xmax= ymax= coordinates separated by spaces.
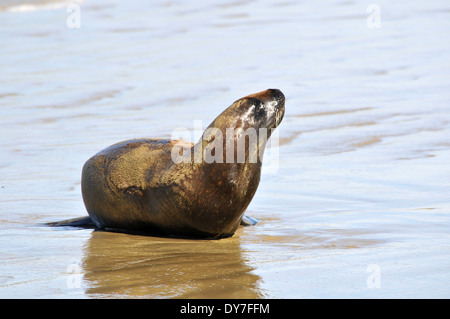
xmin=240 ymin=215 xmax=259 ymax=226
xmin=46 ymin=216 xmax=96 ymax=228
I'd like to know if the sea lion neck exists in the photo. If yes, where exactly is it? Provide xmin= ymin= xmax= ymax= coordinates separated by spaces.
xmin=188 ymin=137 xmax=263 ymax=183
xmin=197 ymin=89 xmax=285 ymax=164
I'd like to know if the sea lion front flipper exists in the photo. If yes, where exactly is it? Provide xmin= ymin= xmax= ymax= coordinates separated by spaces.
xmin=240 ymin=215 xmax=259 ymax=226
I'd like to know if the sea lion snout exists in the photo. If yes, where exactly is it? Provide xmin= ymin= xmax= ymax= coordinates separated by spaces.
xmin=242 ymin=88 xmax=285 ymax=130
xmin=267 ymin=89 xmax=285 ymax=128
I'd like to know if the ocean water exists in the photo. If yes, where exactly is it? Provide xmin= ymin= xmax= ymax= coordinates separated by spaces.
xmin=0 ymin=0 xmax=449 ymax=298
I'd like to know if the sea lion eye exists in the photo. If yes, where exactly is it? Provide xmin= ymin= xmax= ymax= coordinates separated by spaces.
xmin=254 ymin=101 xmax=266 ymax=119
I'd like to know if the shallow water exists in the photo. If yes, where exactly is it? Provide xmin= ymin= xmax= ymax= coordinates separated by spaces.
xmin=1 ymin=0 xmax=450 ymax=298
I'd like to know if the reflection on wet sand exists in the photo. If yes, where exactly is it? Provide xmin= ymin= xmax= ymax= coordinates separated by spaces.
xmin=81 ymin=230 xmax=262 ymax=298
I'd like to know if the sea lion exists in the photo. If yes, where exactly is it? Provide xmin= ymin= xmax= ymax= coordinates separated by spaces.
xmin=53 ymin=89 xmax=285 ymax=238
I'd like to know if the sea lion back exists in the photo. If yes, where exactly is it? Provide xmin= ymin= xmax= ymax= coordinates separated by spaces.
xmin=81 ymin=139 xmax=174 ymax=230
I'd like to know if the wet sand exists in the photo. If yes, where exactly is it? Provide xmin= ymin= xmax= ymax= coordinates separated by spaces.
xmin=1 ymin=0 xmax=450 ymax=298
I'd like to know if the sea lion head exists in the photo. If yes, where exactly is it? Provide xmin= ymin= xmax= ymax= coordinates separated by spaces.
xmin=209 ymin=88 xmax=285 ymax=135
xmin=238 ymin=88 xmax=285 ymax=133
xmin=201 ymin=89 xmax=285 ymax=164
